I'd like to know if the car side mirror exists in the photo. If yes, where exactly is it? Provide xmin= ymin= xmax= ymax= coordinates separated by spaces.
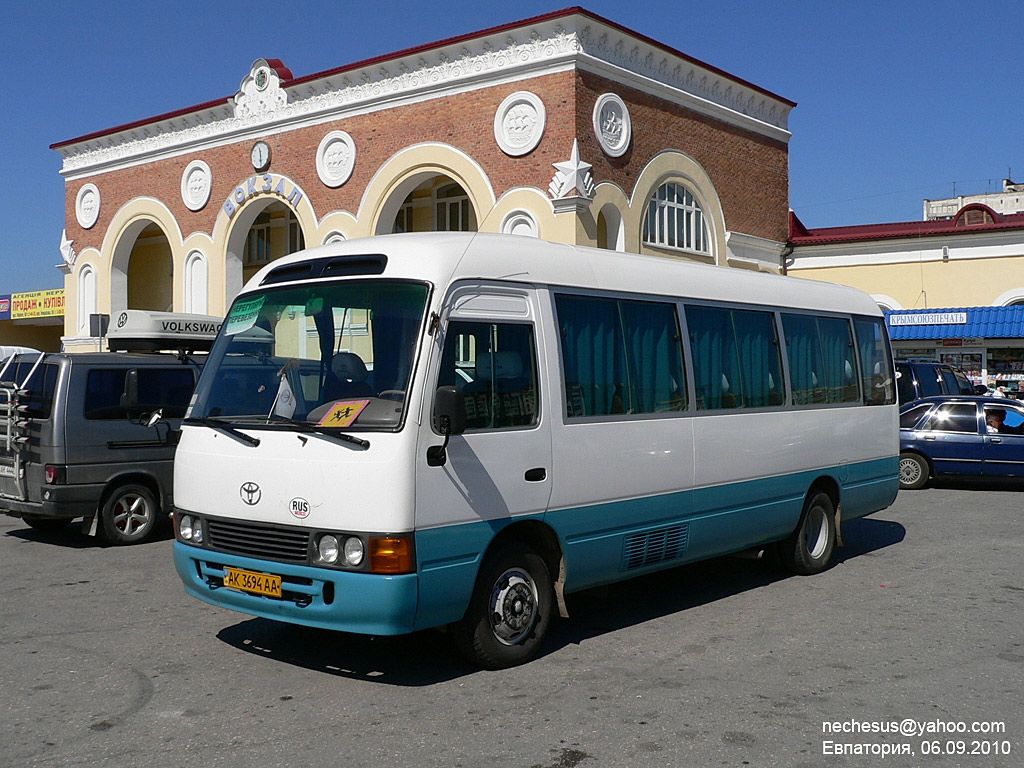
xmin=428 ymin=386 xmax=466 ymax=467
xmin=120 ymin=369 xmax=138 ymax=411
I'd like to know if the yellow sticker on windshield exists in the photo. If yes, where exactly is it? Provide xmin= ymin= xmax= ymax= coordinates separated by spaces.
xmin=317 ymin=400 xmax=369 ymax=427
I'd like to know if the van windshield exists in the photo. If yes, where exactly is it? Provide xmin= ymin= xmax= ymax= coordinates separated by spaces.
xmin=189 ymin=281 xmax=429 ymax=431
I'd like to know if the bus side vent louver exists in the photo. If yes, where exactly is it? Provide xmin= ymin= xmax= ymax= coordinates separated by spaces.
xmin=623 ymin=524 xmax=688 ymax=570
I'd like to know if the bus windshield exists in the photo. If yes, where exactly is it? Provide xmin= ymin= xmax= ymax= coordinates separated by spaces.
xmin=190 ymin=280 xmax=430 ymax=431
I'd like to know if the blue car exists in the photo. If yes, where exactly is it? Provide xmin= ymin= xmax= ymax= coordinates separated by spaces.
xmin=899 ymin=395 xmax=1024 ymax=489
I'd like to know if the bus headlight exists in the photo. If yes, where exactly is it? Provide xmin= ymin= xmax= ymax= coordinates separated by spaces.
xmin=318 ymin=534 xmax=340 ymax=564
xmin=178 ymin=515 xmax=194 ymax=541
xmin=343 ymin=536 xmax=365 ymax=567
xmin=192 ymin=518 xmax=204 ymax=544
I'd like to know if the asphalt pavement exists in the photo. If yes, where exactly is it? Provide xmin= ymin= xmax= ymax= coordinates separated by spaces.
xmin=1 ymin=481 xmax=1021 ymax=768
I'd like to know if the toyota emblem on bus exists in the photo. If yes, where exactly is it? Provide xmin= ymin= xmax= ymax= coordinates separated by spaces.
xmin=240 ymin=482 xmax=262 ymax=506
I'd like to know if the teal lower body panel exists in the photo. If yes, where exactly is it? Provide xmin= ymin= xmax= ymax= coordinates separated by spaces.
xmin=840 ymin=456 xmax=899 ymax=521
xmin=550 ymin=457 xmax=898 ymax=593
xmin=412 ymin=514 xmax=543 ymax=631
xmin=173 ymin=542 xmax=418 ymax=635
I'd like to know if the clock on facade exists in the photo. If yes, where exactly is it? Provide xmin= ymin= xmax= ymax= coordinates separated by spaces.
xmin=250 ymin=141 xmax=271 ymax=171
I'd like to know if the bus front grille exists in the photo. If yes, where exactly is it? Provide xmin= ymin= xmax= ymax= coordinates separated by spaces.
xmin=206 ymin=518 xmax=310 ymax=564
xmin=623 ymin=524 xmax=689 ymax=570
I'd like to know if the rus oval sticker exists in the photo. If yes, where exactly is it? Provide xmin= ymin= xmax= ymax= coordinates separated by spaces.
xmin=289 ymin=497 xmax=310 ymax=519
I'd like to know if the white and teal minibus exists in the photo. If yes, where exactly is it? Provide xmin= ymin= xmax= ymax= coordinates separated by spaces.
xmin=172 ymin=232 xmax=898 ymax=668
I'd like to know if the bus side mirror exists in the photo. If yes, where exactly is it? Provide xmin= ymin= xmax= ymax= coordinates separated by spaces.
xmin=427 ymin=386 xmax=466 ymax=467
xmin=434 ymin=386 xmax=467 ymax=436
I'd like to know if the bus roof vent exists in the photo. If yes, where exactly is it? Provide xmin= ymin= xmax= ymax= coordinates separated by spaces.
xmin=261 ymin=254 xmax=388 ymax=285
xmin=106 ymin=310 xmax=223 ymax=352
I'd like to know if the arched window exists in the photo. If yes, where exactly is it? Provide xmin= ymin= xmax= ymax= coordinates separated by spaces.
xmin=643 ymin=182 xmax=710 ymax=256
xmin=77 ymin=264 xmax=97 ymax=334
xmin=184 ymin=251 xmax=208 ymax=315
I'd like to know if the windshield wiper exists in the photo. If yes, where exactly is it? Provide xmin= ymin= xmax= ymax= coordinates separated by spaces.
xmin=267 ymin=416 xmax=370 ymax=449
xmin=186 ymin=416 xmax=261 ymax=447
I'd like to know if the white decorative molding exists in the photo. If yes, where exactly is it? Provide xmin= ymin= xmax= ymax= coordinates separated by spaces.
xmin=181 ymin=160 xmax=212 ymax=211
xmin=316 ymin=130 xmax=356 ymax=188
xmin=494 ymin=91 xmax=546 ymax=156
xmin=233 ymin=59 xmax=289 ymax=120
xmin=75 ymin=183 xmax=100 ymax=229
xmin=59 ymin=229 xmax=77 ymax=266
xmin=501 ymin=210 xmax=539 ymax=237
xmin=593 ymin=93 xmax=630 ymax=157
xmin=54 ymin=13 xmax=793 ymax=180
xmin=322 ymin=230 xmax=348 ymax=244
xmin=725 ymin=231 xmax=784 ymax=271
xmin=549 ymin=139 xmax=594 ymax=200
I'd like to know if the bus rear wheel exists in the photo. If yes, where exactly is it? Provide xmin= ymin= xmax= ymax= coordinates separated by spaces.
xmin=779 ymin=491 xmax=836 ymax=575
xmin=451 ymin=542 xmax=554 ymax=669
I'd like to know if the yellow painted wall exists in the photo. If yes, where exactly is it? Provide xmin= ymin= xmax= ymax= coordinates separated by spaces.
xmin=127 ymin=237 xmax=173 ymax=311
xmin=790 ymin=255 xmax=1024 ymax=309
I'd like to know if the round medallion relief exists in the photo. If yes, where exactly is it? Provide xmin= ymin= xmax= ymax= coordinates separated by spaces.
xmin=75 ymin=183 xmax=101 ymax=229
xmin=494 ymin=91 xmax=546 ymax=156
xmin=593 ymin=93 xmax=631 ymax=158
xmin=180 ymin=160 xmax=212 ymax=212
xmin=316 ymin=131 xmax=356 ymax=188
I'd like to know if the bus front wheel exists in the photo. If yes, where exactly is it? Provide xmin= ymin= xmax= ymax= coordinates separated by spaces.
xmin=779 ymin=491 xmax=836 ymax=575
xmin=451 ymin=542 xmax=554 ymax=669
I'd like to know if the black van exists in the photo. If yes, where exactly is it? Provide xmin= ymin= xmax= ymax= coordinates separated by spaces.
xmin=895 ymin=358 xmax=976 ymax=405
xmin=0 ymin=311 xmax=218 ymax=544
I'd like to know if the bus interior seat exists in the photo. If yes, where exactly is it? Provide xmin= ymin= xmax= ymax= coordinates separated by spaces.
xmin=323 ymin=352 xmax=373 ymax=401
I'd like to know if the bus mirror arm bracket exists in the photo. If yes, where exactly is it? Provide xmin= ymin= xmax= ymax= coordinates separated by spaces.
xmin=427 ymin=386 xmax=466 ymax=468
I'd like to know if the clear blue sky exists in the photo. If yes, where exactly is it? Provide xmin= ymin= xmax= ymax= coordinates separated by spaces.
xmin=3 ymin=0 xmax=1021 ymax=293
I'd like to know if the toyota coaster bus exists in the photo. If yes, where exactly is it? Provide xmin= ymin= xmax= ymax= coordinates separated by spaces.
xmin=172 ymin=232 xmax=898 ymax=668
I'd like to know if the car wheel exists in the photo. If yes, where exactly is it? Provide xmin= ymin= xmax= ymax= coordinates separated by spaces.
xmin=22 ymin=514 xmax=72 ymax=533
xmin=778 ymin=491 xmax=836 ymax=576
xmin=898 ymin=452 xmax=929 ymax=490
xmin=100 ymin=484 xmax=159 ymax=545
xmin=450 ymin=542 xmax=554 ymax=669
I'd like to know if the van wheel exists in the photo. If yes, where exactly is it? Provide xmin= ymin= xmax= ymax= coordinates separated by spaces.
xmin=22 ymin=514 xmax=71 ymax=532
xmin=898 ymin=452 xmax=929 ymax=490
xmin=451 ymin=543 xmax=554 ymax=669
xmin=779 ymin=491 xmax=836 ymax=575
xmin=100 ymin=484 xmax=158 ymax=545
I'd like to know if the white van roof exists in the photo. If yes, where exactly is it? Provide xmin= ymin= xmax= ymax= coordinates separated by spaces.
xmin=106 ymin=310 xmax=223 ymax=352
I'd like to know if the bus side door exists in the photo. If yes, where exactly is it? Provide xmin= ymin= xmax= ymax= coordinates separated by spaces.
xmin=414 ymin=286 xmax=552 ymax=628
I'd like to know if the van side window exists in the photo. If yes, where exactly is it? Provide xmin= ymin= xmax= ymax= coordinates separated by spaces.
xmin=685 ymin=305 xmax=783 ymax=410
xmin=915 ymin=363 xmax=942 ymax=398
xmin=3 ymin=363 xmax=58 ymax=419
xmin=556 ymin=294 xmax=686 ymax=417
xmin=85 ymin=368 xmax=196 ymax=420
xmin=854 ymin=317 xmax=895 ymax=405
xmin=782 ymin=314 xmax=860 ymax=405
xmin=437 ymin=321 xmax=538 ymax=430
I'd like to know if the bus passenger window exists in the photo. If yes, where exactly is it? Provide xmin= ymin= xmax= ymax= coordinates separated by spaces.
xmin=436 ymin=321 xmax=539 ymax=430
xmin=685 ymin=305 xmax=783 ymax=410
xmin=556 ymin=294 xmax=686 ymax=417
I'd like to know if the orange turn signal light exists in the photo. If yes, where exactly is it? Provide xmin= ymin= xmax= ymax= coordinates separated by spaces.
xmin=369 ymin=536 xmax=414 ymax=574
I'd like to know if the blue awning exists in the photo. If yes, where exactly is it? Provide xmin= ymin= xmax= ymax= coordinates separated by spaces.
xmin=886 ymin=306 xmax=1024 ymax=340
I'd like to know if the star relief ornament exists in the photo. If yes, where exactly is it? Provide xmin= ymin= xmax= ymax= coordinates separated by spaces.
xmin=59 ymin=229 xmax=76 ymax=266
xmin=548 ymin=139 xmax=594 ymax=199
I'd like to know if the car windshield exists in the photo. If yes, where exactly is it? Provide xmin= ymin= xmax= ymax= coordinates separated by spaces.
xmin=189 ymin=280 xmax=429 ymax=431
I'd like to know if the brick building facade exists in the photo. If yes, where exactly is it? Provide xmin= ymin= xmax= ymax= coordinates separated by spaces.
xmin=51 ymin=8 xmax=794 ymax=350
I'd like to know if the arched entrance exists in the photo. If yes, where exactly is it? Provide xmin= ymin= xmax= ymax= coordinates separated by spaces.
xmin=225 ymin=199 xmax=307 ymax=301
xmin=378 ymin=173 xmax=478 ymax=235
xmin=111 ymin=219 xmax=175 ymax=314
xmin=127 ymin=224 xmax=173 ymax=311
